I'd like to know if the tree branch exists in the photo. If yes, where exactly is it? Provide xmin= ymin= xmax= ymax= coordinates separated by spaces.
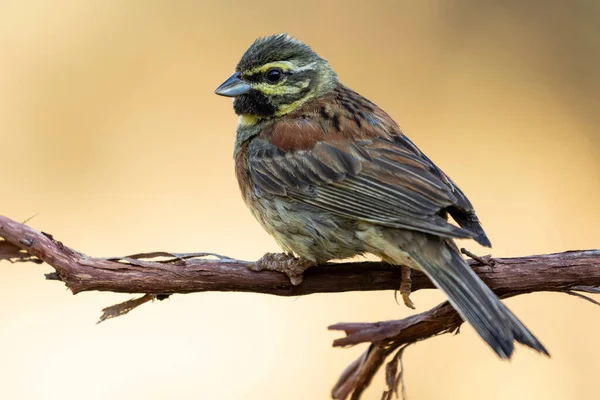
xmin=1 ymin=214 xmax=599 ymax=399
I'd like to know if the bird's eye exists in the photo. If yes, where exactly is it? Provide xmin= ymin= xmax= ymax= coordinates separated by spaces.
xmin=265 ymin=68 xmax=283 ymax=83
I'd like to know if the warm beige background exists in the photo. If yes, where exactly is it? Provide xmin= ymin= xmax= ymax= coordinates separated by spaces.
xmin=1 ymin=1 xmax=599 ymax=399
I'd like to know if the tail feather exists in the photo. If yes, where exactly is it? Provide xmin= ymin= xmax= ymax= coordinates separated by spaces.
xmin=413 ymin=241 xmax=549 ymax=358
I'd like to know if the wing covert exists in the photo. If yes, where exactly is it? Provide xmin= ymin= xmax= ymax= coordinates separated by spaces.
xmin=247 ymin=136 xmax=477 ymax=240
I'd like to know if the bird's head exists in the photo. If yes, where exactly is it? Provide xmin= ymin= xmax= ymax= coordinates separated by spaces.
xmin=215 ymin=34 xmax=337 ymax=124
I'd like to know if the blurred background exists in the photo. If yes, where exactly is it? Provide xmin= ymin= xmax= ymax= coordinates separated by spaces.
xmin=1 ymin=1 xmax=599 ymax=399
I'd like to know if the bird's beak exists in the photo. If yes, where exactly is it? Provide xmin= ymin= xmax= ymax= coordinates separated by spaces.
xmin=214 ymin=72 xmax=251 ymax=97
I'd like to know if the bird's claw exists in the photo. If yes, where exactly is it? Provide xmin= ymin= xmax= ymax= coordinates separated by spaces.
xmin=251 ymin=252 xmax=313 ymax=286
xmin=401 ymin=290 xmax=416 ymax=309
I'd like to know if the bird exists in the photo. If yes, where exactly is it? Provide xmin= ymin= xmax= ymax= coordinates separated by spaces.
xmin=214 ymin=34 xmax=548 ymax=359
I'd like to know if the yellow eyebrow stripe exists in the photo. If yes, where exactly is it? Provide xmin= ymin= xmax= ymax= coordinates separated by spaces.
xmin=243 ymin=61 xmax=295 ymax=76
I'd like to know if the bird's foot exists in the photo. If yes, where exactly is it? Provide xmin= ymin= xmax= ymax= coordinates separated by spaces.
xmin=251 ymin=252 xmax=314 ymax=285
xmin=400 ymin=265 xmax=416 ymax=309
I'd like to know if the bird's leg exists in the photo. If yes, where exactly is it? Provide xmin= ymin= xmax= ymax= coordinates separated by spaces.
xmin=250 ymin=252 xmax=314 ymax=285
xmin=381 ymin=254 xmax=416 ymax=309
xmin=400 ymin=265 xmax=416 ymax=309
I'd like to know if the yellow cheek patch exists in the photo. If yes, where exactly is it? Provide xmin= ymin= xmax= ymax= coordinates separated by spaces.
xmin=238 ymin=114 xmax=260 ymax=126
xmin=253 ymin=82 xmax=303 ymax=95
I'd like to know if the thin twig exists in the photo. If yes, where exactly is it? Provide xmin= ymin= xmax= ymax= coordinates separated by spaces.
xmin=460 ymin=247 xmax=495 ymax=267
xmin=564 ymin=290 xmax=600 ymax=307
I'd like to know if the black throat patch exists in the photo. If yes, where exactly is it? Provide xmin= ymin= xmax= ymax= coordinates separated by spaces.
xmin=233 ymin=89 xmax=277 ymax=117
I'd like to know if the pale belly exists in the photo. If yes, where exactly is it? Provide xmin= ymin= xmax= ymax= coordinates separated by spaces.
xmin=246 ymin=191 xmax=365 ymax=263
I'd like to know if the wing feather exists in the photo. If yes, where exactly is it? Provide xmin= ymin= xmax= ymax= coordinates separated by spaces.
xmin=248 ymin=136 xmax=476 ymax=240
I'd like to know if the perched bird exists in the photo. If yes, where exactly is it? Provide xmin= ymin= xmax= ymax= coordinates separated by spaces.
xmin=215 ymin=34 xmax=548 ymax=358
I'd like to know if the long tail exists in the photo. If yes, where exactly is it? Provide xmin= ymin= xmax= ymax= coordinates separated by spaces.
xmin=412 ymin=240 xmax=549 ymax=359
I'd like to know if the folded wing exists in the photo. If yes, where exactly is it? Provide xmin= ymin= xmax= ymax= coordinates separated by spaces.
xmin=247 ymin=118 xmax=490 ymax=245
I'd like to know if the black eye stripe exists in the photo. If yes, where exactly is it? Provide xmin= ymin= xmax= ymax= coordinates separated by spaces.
xmin=243 ymin=72 xmax=264 ymax=83
xmin=286 ymin=71 xmax=311 ymax=83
